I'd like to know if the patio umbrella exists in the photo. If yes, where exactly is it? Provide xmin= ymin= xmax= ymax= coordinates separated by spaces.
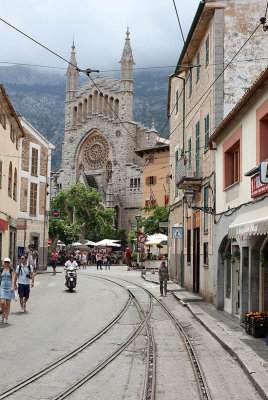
xmin=145 ymin=233 xmax=168 ymax=246
xmin=84 ymin=240 xmax=96 ymax=246
xmin=72 ymin=242 xmax=82 ymax=246
xmin=95 ymin=239 xmax=121 ymax=247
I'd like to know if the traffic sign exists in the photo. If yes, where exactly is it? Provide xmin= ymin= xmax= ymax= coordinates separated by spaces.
xmin=259 ymin=161 xmax=268 ymax=184
xmin=172 ymin=227 xmax=183 ymax=239
xmin=48 ymin=239 xmax=52 ymax=245
xmin=51 ymin=209 xmax=60 ymax=218
xmin=137 ymin=233 xmax=147 ymax=244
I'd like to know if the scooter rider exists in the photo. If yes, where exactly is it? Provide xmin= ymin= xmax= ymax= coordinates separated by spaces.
xmin=64 ymin=255 xmax=79 ymax=271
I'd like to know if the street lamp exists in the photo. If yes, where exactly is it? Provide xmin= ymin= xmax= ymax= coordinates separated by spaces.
xmin=183 ymin=184 xmax=215 ymax=215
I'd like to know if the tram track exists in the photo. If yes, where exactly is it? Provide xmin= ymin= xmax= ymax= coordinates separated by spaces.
xmin=0 ymin=278 xmax=134 ymax=400
xmin=88 ymin=273 xmax=211 ymax=400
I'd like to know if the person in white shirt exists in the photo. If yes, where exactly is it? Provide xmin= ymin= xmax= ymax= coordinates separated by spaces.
xmin=64 ymin=255 xmax=79 ymax=270
xmin=14 ymin=255 xmax=34 ymax=312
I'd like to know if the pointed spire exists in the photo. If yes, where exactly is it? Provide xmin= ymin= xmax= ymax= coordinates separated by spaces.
xmin=68 ymin=40 xmax=78 ymax=71
xmin=120 ymin=27 xmax=135 ymax=64
xmin=150 ymin=118 xmax=158 ymax=133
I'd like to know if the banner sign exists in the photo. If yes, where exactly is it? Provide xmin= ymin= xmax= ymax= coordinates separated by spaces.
xmin=251 ymin=174 xmax=268 ymax=198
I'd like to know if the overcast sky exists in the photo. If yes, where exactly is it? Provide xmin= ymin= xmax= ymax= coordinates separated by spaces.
xmin=0 ymin=0 xmax=200 ymax=73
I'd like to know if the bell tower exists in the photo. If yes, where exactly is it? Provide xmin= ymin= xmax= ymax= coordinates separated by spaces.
xmin=119 ymin=27 xmax=135 ymax=121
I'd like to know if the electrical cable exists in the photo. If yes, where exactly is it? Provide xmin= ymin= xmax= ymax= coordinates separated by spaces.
xmin=169 ymin=22 xmax=262 ymax=138
xmin=172 ymin=0 xmax=191 ymax=64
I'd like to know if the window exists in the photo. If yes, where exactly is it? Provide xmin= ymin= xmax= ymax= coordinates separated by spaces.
xmin=203 ymin=242 xmax=208 ymax=265
xmin=196 ymin=52 xmax=200 ymax=81
xmin=195 ymin=121 xmax=200 ymax=174
xmin=0 ymin=160 xmax=2 ymax=188
xmin=13 ymin=168 xmax=17 ymax=200
xmin=204 ymin=114 xmax=209 ymax=150
xmin=224 ymin=142 xmax=240 ymax=188
xmin=175 ymin=89 xmax=179 ymax=114
xmin=205 ymin=35 xmax=209 ymax=65
xmin=188 ymin=138 xmax=192 ymax=168
xmin=30 ymin=183 xmax=38 ymax=216
xmin=189 ymin=70 xmax=192 ymax=96
xmin=137 ymin=178 xmax=140 ymax=187
xmin=187 ymin=228 xmax=191 ymax=263
xmin=130 ymin=178 xmax=133 ymax=188
xmin=8 ymin=162 xmax=12 ymax=197
xmin=204 ymin=185 xmax=209 ymax=233
xmin=146 ymin=176 xmax=156 ymax=185
xmin=31 ymin=148 xmax=38 ymax=176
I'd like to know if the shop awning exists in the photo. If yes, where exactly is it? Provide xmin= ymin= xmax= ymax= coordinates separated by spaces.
xmin=228 ymin=202 xmax=268 ymax=238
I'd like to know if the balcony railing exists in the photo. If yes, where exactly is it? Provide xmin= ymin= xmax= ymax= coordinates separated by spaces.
xmin=175 ymin=152 xmax=203 ymax=188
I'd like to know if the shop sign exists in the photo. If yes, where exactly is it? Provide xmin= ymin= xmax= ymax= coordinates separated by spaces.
xmin=0 ymin=218 xmax=8 ymax=230
xmin=251 ymin=174 xmax=268 ymax=198
xmin=193 ymin=211 xmax=200 ymax=228
xmin=9 ymin=217 xmax=17 ymax=228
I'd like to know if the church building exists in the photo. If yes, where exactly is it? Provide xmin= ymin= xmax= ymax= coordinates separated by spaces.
xmin=52 ymin=29 xmax=164 ymax=233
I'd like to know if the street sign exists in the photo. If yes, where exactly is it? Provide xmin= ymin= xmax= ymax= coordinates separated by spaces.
xmin=51 ymin=209 xmax=60 ymax=218
xmin=172 ymin=227 xmax=183 ymax=239
xmin=159 ymin=222 xmax=168 ymax=228
xmin=259 ymin=161 xmax=268 ymax=184
xmin=137 ymin=233 xmax=147 ymax=244
xmin=48 ymin=239 xmax=52 ymax=245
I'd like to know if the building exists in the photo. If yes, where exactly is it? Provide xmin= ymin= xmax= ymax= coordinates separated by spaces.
xmin=135 ymin=133 xmax=169 ymax=213
xmin=168 ymin=0 xmax=267 ymax=302
xmin=52 ymin=29 xmax=162 ymax=234
xmin=17 ymin=116 xmax=55 ymax=269
xmin=0 ymin=84 xmax=24 ymax=265
xmin=207 ymin=67 xmax=268 ymax=320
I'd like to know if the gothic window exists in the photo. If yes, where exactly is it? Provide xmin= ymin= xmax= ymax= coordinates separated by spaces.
xmin=115 ymin=99 xmax=119 ymax=117
xmin=13 ymin=168 xmax=17 ymax=200
xmin=78 ymin=102 xmax=82 ymax=122
xmin=134 ymin=178 xmax=137 ymax=187
xmin=130 ymin=178 xmax=133 ymax=188
xmin=73 ymin=106 xmax=77 ymax=125
xmin=93 ymin=91 xmax=98 ymax=113
xmin=8 ymin=162 xmax=12 ymax=197
xmin=104 ymin=94 xmax=108 ymax=116
xmin=106 ymin=161 xmax=112 ymax=184
xmin=138 ymin=178 xmax=140 ymax=187
xmin=99 ymin=93 xmax=103 ymax=114
xmin=109 ymin=97 xmax=114 ymax=118
xmin=88 ymin=95 xmax=93 ymax=115
xmin=83 ymin=98 xmax=88 ymax=120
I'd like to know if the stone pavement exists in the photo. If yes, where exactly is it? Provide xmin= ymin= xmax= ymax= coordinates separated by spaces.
xmin=142 ymin=272 xmax=268 ymax=400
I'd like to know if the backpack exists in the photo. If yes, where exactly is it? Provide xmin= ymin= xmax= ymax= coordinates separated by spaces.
xmin=18 ymin=265 xmax=31 ymax=276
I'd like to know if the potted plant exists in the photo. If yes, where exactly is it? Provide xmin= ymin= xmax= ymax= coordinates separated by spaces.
xmin=222 ymin=251 xmax=232 ymax=264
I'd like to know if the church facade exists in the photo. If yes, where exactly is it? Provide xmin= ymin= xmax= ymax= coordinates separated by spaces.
xmin=52 ymin=29 xmax=162 ymax=233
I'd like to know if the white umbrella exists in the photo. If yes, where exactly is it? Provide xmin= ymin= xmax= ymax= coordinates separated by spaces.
xmin=72 ymin=242 xmax=82 ymax=246
xmin=84 ymin=240 xmax=96 ymax=246
xmin=95 ymin=239 xmax=121 ymax=247
xmin=145 ymin=233 xmax=167 ymax=246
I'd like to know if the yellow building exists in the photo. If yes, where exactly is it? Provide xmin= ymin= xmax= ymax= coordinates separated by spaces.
xmin=0 ymin=84 xmax=24 ymax=265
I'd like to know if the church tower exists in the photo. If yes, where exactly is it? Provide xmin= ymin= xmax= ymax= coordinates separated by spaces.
xmin=119 ymin=27 xmax=135 ymax=121
xmin=65 ymin=41 xmax=79 ymax=128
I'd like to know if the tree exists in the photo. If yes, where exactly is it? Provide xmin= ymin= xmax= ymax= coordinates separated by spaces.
xmin=49 ymin=184 xmax=116 ymax=244
xmin=141 ymin=205 xmax=168 ymax=235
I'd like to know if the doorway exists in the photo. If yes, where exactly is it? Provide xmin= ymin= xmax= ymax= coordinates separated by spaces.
xmin=193 ymin=227 xmax=200 ymax=293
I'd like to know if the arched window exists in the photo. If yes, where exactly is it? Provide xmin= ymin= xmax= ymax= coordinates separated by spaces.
xmin=115 ymin=99 xmax=119 ymax=118
xmin=88 ymin=95 xmax=93 ymax=115
xmin=103 ymin=94 xmax=108 ymax=116
xmin=109 ymin=97 xmax=114 ymax=118
xmin=73 ymin=106 xmax=77 ymax=125
xmin=99 ymin=93 xmax=103 ymax=114
xmin=93 ymin=91 xmax=98 ymax=113
xmin=8 ymin=162 xmax=12 ymax=197
xmin=13 ymin=168 xmax=17 ymax=200
xmin=78 ymin=102 xmax=82 ymax=123
xmin=83 ymin=98 xmax=88 ymax=120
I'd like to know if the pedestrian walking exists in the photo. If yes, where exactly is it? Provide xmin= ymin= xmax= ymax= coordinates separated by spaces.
xmin=125 ymin=248 xmax=132 ymax=270
xmin=158 ymin=261 xmax=169 ymax=297
xmin=14 ymin=255 xmax=34 ymax=313
xmin=96 ymin=252 xmax=103 ymax=270
xmin=51 ymin=248 xmax=59 ymax=275
xmin=26 ymin=244 xmax=34 ymax=270
xmin=32 ymin=247 xmax=38 ymax=272
xmin=82 ymin=253 xmax=87 ymax=269
xmin=0 ymin=258 xmax=15 ymax=324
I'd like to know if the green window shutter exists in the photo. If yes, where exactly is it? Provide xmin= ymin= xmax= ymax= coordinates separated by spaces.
xmin=176 ymin=90 xmax=179 ymax=114
xmin=204 ymin=185 xmax=209 ymax=232
xmin=196 ymin=121 xmax=200 ymax=173
xmin=188 ymin=138 xmax=192 ymax=167
xmin=196 ymin=52 xmax=200 ymax=81
xmin=175 ymin=149 xmax=178 ymax=198
xmin=204 ymin=114 xmax=209 ymax=150
xmin=189 ymin=70 xmax=192 ymax=96
xmin=175 ymin=186 xmax=178 ymax=197
xmin=205 ymin=35 xmax=209 ymax=64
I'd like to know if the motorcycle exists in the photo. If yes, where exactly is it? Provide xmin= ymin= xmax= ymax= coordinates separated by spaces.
xmin=65 ymin=266 xmax=77 ymax=292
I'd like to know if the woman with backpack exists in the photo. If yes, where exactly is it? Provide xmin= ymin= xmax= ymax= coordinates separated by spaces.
xmin=0 ymin=257 xmax=16 ymax=324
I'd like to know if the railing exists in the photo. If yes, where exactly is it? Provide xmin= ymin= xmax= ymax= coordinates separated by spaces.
xmin=175 ymin=152 xmax=203 ymax=187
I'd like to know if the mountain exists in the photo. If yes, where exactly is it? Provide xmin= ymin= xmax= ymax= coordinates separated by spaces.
xmin=0 ymin=65 xmax=171 ymax=170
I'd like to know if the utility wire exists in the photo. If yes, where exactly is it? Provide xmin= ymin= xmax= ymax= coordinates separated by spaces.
xmin=169 ymin=22 xmax=262 ymax=138
xmin=172 ymin=0 xmax=191 ymax=64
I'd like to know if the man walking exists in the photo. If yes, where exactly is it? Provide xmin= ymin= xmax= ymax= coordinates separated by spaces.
xmin=96 ymin=252 xmax=103 ymax=270
xmin=158 ymin=261 xmax=169 ymax=297
xmin=15 ymin=255 xmax=34 ymax=312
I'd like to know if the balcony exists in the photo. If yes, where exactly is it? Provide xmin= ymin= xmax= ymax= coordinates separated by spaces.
xmin=175 ymin=152 xmax=202 ymax=190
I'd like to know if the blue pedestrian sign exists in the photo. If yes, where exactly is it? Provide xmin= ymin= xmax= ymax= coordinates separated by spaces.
xmin=172 ymin=227 xmax=183 ymax=238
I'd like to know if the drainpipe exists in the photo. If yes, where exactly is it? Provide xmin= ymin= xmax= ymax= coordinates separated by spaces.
xmin=176 ymin=75 xmax=185 ymax=286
